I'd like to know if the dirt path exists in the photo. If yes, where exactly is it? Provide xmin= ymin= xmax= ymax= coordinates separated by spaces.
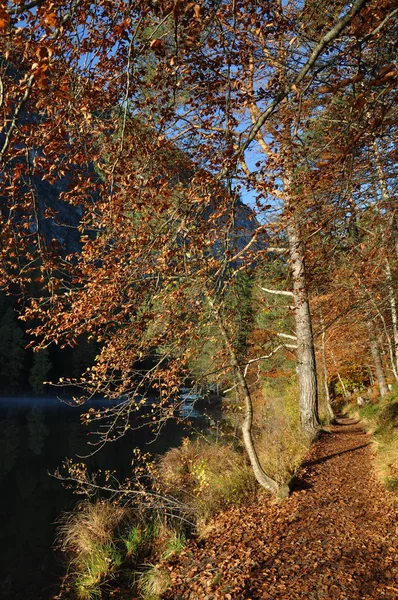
xmin=164 ymin=418 xmax=398 ymax=599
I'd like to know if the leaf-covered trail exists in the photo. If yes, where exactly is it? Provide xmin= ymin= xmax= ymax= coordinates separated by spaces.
xmin=164 ymin=418 xmax=398 ymax=599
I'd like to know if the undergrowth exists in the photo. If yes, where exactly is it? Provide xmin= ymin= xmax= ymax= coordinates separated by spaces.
xmin=347 ymin=386 xmax=398 ymax=493
xmin=156 ymin=438 xmax=256 ymax=524
xmin=58 ymin=500 xmax=183 ymax=600
xmin=58 ymin=378 xmax=311 ymax=599
xmin=256 ymin=379 xmax=309 ymax=483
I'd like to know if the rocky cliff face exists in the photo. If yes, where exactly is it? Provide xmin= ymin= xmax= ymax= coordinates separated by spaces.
xmin=33 ymin=174 xmax=84 ymax=255
xmin=32 ymin=174 xmax=262 ymax=259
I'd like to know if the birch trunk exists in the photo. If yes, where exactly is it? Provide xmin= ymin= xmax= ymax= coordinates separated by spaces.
xmin=385 ymin=258 xmax=398 ymax=378
xmin=372 ymin=138 xmax=398 ymax=260
xmin=367 ymin=322 xmax=389 ymax=397
xmin=320 ymin=310 xmax=335 ymax=423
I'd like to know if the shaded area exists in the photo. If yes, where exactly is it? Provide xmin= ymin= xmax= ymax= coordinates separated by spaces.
xmin=0 ymin=397 xmax=189 ymax=600
xmin=161 ymin=417 xmax=398 ymax=599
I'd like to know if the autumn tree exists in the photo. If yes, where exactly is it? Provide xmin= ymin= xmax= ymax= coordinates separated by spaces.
xmin=0 ymin=0 xmax=397 ymax=493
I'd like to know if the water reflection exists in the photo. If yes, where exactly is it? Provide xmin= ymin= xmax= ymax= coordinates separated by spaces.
xmin=0 ymin=396 xmax=188 ymax=599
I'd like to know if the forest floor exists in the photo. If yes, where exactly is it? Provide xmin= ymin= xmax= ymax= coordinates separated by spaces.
xmin=162 ymin=417 xmax=398 ymax=599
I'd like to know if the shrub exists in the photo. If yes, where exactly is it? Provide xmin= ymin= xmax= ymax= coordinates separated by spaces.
xmin=254 ymin=380 xmax=309 ymax=483
xmin=156 ymin=438 xmax=255 ymax=523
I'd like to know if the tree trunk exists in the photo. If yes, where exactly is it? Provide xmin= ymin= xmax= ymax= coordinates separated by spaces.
xmin=389 ymin=212 xmax=398 ymax=262
xmin=206 ymin=292 xmax=280 ymax=495
xmin=288 ymin=223 xmax=320 ymax=438
xmin=320 ymin=310 xmax=335 ymax=423
xmin=385 ymin=258 xmax=398 ymax=378
xmin=372 ymin=138 xmax=398 ymax=260
xmin=367 ymin=322 xmax=389 ymax=397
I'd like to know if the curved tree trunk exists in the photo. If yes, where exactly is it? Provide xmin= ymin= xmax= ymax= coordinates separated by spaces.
xmin=206 ymin=292 xmax=280 ymax=495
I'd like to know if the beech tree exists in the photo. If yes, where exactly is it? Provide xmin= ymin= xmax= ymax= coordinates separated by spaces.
xmin=0 ymin=0 xmax=397 ymax=492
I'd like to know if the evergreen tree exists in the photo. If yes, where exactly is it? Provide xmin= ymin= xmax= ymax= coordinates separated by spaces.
xmin=0 ymin=307 xmax=25 ymax=392
xmin=26 ymin=407 xmax=49 ymax=456
xmin=29 ymin=348 xmax=52 ymax=394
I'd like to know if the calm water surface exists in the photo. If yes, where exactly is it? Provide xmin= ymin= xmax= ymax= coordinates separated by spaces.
xmin=0 ymin=396 xmax=188 ymax=599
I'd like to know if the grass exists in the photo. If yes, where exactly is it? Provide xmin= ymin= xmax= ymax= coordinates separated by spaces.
xmin=253 ymin=379 xmax=309 ymax=484
xmin=346 ymin=388 xmax=398 ymax=493
xmin=156 ymin=437 xmax=256 ymax=524
xmin=123 ymin=525 xmax=144 ymax=556
xmin=74 ymin=543 xmax=123 ymax=600
xmin=59 ymin=499 xmax=185 ymax=599
xmin=137 ymin=565 xmax=171 ymax=600
xmin=58 ymin=501 xmax=128 ymax=599
xmin=59 ymin=500 xmax=127 ymax=556
xmin=161 ymin=530 xmax=185 ymax=560
xmin=123 ymin=521 xmax=160 ymax=557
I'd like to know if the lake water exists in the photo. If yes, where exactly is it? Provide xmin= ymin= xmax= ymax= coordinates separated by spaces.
xmin=0 ymin=396 xmax=191 ymax=599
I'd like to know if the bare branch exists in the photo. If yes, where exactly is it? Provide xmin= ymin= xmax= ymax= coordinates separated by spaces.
xmin=236 ymin=0 xmax=370 ymax=160
xmin=277 ymin=332 xmax=297 ymax=341
xmin=223 ymin=344 xmax=297 ymax=394
xmin=267 ymin=247 xmax=289 ymax=254
xmin=260 ymin=286 xmax=294 ymax=297
xmin=0 ymin=74 xmax=34 ymax=163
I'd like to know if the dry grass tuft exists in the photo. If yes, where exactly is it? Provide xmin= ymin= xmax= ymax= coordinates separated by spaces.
xmin=58 ymin=500 xmax=128 ymax=599
xmin=137 ymin=565 xmax=171 ymax=600
xmin=59 ymin=500 xmax=128 ymax=558
xmin=157 ymin=438 xmax=255 ymax=523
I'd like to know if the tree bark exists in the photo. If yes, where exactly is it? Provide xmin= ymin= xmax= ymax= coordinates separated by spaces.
xmin=385 ymin=258 xmax=398 ymax=378
xmin=319 ymin=309 xmax=335 ymax=423
xmin=288 ymin=222 xmax=320 ymax=438
xmin=372 ymin=138 xmax=398 ymax=260
xmin=367 ymin=322 xmax=389 ymax=397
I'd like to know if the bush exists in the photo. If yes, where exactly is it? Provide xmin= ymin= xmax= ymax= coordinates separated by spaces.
xmin=254 ymin=380 xmax=309 ymax=484
xmin=156 ymin=438 xmax=255 ymax=524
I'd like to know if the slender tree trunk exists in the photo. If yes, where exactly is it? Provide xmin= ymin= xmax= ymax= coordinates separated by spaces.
xmin=372 ymin=138 xmax=398 ymax=260
xmin=319 ymin=310 xmax=335 ymax=423
xmin=206 ymin=292 xmax=280 ymax=495
xmin=368 ymin=365 xmax=374 ymax=387
xmin=367 ymin=322 xmax=389 ymax=397
xmin=385 ymin=258 xmax=398 ymax=378
xmin=287 ymin=222 xmax=320 ymax=438
xmin=369 ymin=293 xmax=398 ymax=381
xmin=338 ymin=372 xmax=349 ymax=400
